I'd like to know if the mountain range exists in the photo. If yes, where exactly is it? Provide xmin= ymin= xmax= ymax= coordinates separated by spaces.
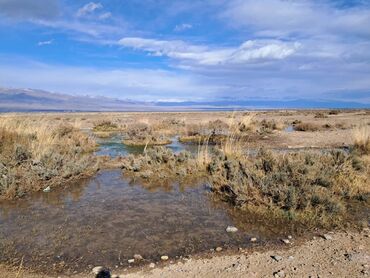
xmin=0 ymin=87 xmax=368 ymax=112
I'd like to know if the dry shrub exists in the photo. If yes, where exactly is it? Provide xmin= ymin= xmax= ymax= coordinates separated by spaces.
xmin=353 ymin=124 xmax=370 ymax=154
xmin=93 ymin=120 xmax=119 ymax=132
xmin=294 ymin=122 xmax=320 ymax=131
xmin=259 ymin=119 xmax=285 ymax=132
xmin=0 ymin=117 xmax=97 ymax=199
xmin=208 ymin=149 xmax=369 ymax=226
xmin=314 ymin=112 xmax=328 ymax=118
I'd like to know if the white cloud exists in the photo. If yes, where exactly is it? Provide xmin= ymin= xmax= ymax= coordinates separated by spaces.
xmin=37 ymin=40 xmax=53 ymax=46
xmin=174 ymin=23 xmax=192 ymax=32
xmin=0 ymin=57 xmax=223 ymax=101
xmin=118 ymin=37 xmax=300 ymax=65
xmin=223 ymin=0 xmax=370 ymax=37
xmin=77 ymin=2 xmax=103 ymax=17
xmin=98 ymin=12 xmax=112 ymax=20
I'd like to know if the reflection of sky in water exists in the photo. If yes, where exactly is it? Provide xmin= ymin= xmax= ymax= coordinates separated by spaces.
xmin=0 ymin=170 xmax=299 ymax=274
xmin=95 ymin=134 xmax=199 ymax=157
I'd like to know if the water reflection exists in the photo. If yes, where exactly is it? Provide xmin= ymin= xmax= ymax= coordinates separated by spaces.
xmin=0 ymin=170 xmax=294 ymax=274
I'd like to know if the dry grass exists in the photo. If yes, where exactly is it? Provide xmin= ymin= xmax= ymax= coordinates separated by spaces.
xmin=294 ymin=122 xmax=320 ymax=131
xmin=0 ymin=116 xmax=98 ymax=199
xmin=208 ymin=148 xmax=370 ymax=227
xmin=353 ymin=124 xmax=370 ymax=154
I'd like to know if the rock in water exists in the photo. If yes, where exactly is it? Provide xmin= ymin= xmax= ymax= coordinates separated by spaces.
xmin=226 ymin=226 xmax=238 ymax=233
xmin=43 ymin=186 xmax=51 ymax=193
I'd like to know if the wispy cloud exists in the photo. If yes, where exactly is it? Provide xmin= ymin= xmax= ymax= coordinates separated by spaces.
xmin=174 ymin=23 xmax=192 ymax=32
xmin=77 ymin=2 xmax=103 ymax=17
xmin=118 ymin=37 xmax=300 ymax=65
xmin=37 ymin=39 xmax=53 ymax=46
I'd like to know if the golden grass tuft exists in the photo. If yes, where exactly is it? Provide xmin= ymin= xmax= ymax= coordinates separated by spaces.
xmin=353 ymin=124 xmax=370 ymax=154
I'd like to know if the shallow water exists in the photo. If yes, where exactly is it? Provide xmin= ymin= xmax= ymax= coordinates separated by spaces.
xmin=284 ymin=125 xmax=294 ymax=132
xmin=95 ymin=134 xmax=199 ymax=157
xmin=0 ymin=170 xmax=298 ymax=274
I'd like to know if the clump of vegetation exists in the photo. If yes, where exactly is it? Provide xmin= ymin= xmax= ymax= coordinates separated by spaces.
xmin=314 ymin=112 xmax=328 ymax=118
xmin=294 ymin=122 xmax=320 ymax=131
xmin=207 ymin=148 xmax=369 ymax=226
xmin=329 ymin=110 xmax=340 ymax=115
xmin=121 ymin=143 xmax=369 ymax=227
xmin=121 ymin=146 xmax=200 ymax=183
xmin=259 ymin=119 xmax=284 ymax=133
xmin=123 ymin=123 xmax=172 ymax=146
xmin=353 ymin=124 xmax=370 ymax=154
xmin=93 ymin=120 xmax=120 ymax=132
xmin=0 ymin=118 xmax=98 ymax=199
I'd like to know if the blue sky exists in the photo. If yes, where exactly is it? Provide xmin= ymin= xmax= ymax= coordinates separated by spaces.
xmin=0 ymin=0 xmax=369 ymax=104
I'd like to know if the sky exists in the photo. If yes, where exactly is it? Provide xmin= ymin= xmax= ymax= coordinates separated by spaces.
xmin=0 ymin=0 xmax=369 ymax=104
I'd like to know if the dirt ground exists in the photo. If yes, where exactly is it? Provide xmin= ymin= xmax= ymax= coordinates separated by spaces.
xmin=2 ymin=229 xmax=369 ymax=278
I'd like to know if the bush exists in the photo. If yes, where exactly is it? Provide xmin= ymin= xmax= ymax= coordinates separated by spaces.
xmin=207 ymin=148 xmax=369 ymax=226
xmin=294 ymin=122 xmax=320 ymax=131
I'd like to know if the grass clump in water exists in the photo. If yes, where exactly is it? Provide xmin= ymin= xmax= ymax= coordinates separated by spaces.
xmin=207 ymin=148 xmax=369 ymax=227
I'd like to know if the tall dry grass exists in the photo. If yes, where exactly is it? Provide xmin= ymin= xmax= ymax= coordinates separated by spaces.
xmin=353 ymin=124 xmax=370 ymax=154
xmin=220 ymin=113 xmax=254 ymax=157
xmin=0 ymin=116 xmax=97 ymax=199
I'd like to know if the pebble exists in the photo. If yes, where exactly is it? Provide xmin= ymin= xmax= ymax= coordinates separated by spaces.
xmin=274 ymin=270 xmax=286 ymax=278
xmin=323 ymin=234 xmax=333 ymax=240
xmin=128 ymin=259 xmax=135 ymax=264
xmin=92 ymin=266 xmax=104 ymax=274
xmin=216 ymin=247 xmax=223 ymax=252
xmin=281 ymin=239 xmax=290 ymax=244
xmin=134 ymin=254 xmax=143 ymax=261
xmin=161 ymin=255 xmax=169 ymax=261
xmin=250 ymin=237 xmax=257 ymax=242
xmin=272 ymin=255 xmax=283 ymax=262
xmin=149 ymin=263 xmax=155 ymax=268
xmin=226 ymin=226 xmax=238 ymax=233
xmin=288 ymin=235 xmax=293 ymax=239
xmin=288 ymin=256 xmax=294 ymax=260
xmin=43 ymin=186 xmax=51 ymax=193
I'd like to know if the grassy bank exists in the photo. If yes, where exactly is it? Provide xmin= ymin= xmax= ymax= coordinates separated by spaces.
xmin=120 ymin=121 xmax=370 ymax=227
xmin=0 ymin=116 xmax=98 ymax=199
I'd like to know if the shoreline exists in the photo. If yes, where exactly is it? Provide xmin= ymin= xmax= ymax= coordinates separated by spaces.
xmin=2 ymin=229 xmax=369 ymax=277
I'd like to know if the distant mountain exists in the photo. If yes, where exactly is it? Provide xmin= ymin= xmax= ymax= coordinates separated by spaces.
xmin=0 ymin=87 xmax=154 ymax=112
xmin=0 ymin=87 xmax=368 ymax=112
xmin=157 ymin=99 xmax=370 ymax=109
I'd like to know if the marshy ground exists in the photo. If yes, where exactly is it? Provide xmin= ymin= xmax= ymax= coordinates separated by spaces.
xmin=0 ymin=109 xmax=369 ymax=277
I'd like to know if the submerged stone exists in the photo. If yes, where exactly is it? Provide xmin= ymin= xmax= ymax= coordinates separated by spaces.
xmin=226 ymin=226 xmax=238 ymax=233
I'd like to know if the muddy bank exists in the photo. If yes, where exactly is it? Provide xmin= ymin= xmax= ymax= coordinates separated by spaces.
xmin=2 ymin=229 xmax=369 ymax=278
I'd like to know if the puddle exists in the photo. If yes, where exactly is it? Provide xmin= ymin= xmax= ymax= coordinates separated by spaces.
xmin=0 ymin=170 xmax=300 ymax=274
xmin=95 ymin=134 xmax=144 ymax=157
xmin=284 ymin=125 xmax=294 ymax=132
xmin=95 ymin=134 xmax=200 ymax=158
